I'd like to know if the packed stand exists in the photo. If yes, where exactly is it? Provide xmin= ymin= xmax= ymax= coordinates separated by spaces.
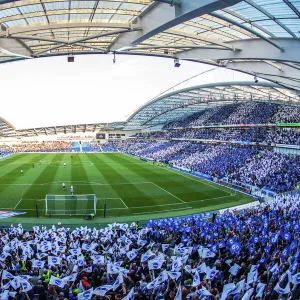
xmin=0 ymin=141 xmax=72 ymax=153
xmin=165 ymin=102 xmax=299 ymax=129
xmin=1 ymin=192 xmax=300 ymax=299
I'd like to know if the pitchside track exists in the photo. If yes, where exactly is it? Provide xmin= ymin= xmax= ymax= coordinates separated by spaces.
xmin=0 ymin=153 xmax=255 ymax=219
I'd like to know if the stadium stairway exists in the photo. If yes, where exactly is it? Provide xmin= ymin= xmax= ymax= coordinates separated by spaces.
xmin=70 ymin=142 xmax=80 ymax=152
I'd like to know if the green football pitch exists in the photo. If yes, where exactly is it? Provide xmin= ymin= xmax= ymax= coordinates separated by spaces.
xmin=0 ymin=153 xmax=255 ymax=221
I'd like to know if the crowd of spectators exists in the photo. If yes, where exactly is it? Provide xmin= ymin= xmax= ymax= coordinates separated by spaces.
xmin=104 ymin=139 xmax=300 ymax=193
xmin=132 ymin=127 xmax=300 ymax=146
xmin=164 ymin=102 xmax=299 ymax=129
xmin=0 ymin=141 xmax=72 ymax=153
xmin=1 ymin=192 xmax=300 ymax=299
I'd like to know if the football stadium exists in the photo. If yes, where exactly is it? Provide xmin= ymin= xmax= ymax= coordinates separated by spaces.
xmin=0 ymin=0 xmax=300 ymax=299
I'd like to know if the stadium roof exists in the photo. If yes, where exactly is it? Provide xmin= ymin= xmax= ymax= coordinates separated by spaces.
xmin=0 ymin=81 xmax=299 ymax=136
xmin=124 ymin=81 xmax=300 ymax=129
xmin=0 ymin=0 xmax=299 ymax=91
xmin=0 ymin=121 xmax=126 ymax=137
xmin=0 ymin=116 xmax=15 ymax=135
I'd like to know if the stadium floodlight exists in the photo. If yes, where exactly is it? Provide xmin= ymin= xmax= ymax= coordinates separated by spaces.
xmin=174 ymin=58 xmax=181 ymax=68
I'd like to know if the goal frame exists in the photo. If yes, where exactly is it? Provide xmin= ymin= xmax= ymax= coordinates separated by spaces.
xmin=45 ymin=194 xmax=97 ymax=216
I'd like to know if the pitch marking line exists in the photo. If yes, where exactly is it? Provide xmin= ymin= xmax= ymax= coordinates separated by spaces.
xmin=14 ymin=199 xmax=22 ymax=209
xmin=97 ymin=197 xmax=128 ymax=209
xmin=121 ymin=153 xmax=231 ymax=195
xmin=133 ymin=207 xmax=192 ymax=215
xmin=151 ymin=182 xmax=185 ymax=203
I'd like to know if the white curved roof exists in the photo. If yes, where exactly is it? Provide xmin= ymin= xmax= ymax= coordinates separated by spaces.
xmin=0 ymin=0 xmax=299 ymax=91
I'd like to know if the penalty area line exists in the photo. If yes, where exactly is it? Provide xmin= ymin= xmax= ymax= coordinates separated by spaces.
xmin=151 ymin=182 xmax=185 ymax=203
xmin=133 ymin=207 xmax=192 ymax=215
xmin=14 ymin=199 xmax=22 ymax=209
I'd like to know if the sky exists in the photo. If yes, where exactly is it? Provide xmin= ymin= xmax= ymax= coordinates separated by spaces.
xmin=0 ymin=54 xmax=253 ymax=129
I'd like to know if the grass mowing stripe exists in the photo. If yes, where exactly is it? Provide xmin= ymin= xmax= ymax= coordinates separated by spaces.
xmin=20 ymin=154 xmax=63 ymax=216
xmin=89 ymin=154 xmax=157 ymax=213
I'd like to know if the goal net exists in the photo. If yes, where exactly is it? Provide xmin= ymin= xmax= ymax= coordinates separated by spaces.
xmin=45 ymin=194 xmax=97 ymax=216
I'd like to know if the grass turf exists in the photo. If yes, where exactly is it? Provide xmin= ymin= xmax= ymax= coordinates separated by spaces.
xmin=0 ymin=153 xmax=255 ymax=222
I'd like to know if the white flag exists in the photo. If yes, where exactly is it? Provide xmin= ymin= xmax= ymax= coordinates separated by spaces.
xmin=162 ymin=244 xmax=170 ymax=252
xmin=49 ymin=276 xmax=65 ymax=288
xmin=274 ymin=282 xmax=290 ymax=295
xmin=229 ymin=263 xmax=241 ymax=276
xmin=93 ymin=285 xmax=113 ymax=296
xmin=10 ymin=277 xmax=20 ymax=290
xmin=48 ymin=256 xmax=61 ymax=266
xmin=62 ymin=273 xmax=77 ymax=283
xmin=220 ymin=283 xmax=235 ymax=300
xmin=31 ymin=260 xmax=45 ymax=268
xmin=241 ymin=288 xmax=254 ymax=300
xmin=123 ymin=287 xmax=134 ymax=300
xmin=126 ymin=250 xmax=137 ymax=261
xmin=2 ymin=270 xmax=14 ymax=280
xmin=78 ymin=288 xmax=94 ymax=300
xmin=148 ymin=258 xmax=163 ymax=270
xmin=113 ymin=273 xmax=123 ymax=291
xmin=141 ymin=249 xmax=154 ymax=263
xmin=167 ymin=271 xmax=181 ymax=280
xmin=192 ymin=270 xmax=200 ymax=287
xmin=21 ymin=280 xmax=32 ymax=292
xmin=175 ymin=283 xmax=182 ymax=300
xmin=255 ymin=283 xmax=265 ymax=298
xmin=83 ymin=266 xmax=92 ymax=273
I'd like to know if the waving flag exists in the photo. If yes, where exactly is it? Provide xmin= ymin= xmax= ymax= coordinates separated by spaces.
xmin=229 ymin=263 xmax=241 ymax=276
xmin=229 ymin=279 xmax=245 ymax=295
xmin=141 ymin=249 xmax=154 ymax=263
xmin=126 ymin=250 xmax=137 ymax=261
xmin=196 ymin=262 xmax=207 ymax=274
xmin=192 ymin=270 xmax=200 ymax=287
xmin=256 ymin=283 xmax=265 ymax=298
xmin=167 ymin=271 xmax=181 ymax=280
xmin=148 ymin=258 xmax=163 ymax=270
xmin=230 ymin=242 xmax=241 ymax=255
xmin=62 ymin=273 xmax=77 ymax=283
xmin=69 ymin=249 xmax=81 ymax=256
xmin=37 ymin=253 xmax=48 ymax=260
xmin=113 ymin=273 xmax=123 ymax=291
xmin=146 ymin=278 xmax=158 ymax=290
xmin=2 ymin=270 xmax=14 ymax=280
xmin=48 ymin=256 xmax=61 ymax=266
xmin=49 ymin=276 xmax=65 ymax=288
xmin=0 ymin=253 xmax=9 ymax=261
xmin=156 ymin=270 xmax=168 ymax=284
xmin=162 ymin=244 xmax=170 ymax=252
xmin=10 ymin=277 xmax=20 ymax=290
xmin=83 ymin=266 xmax=92 ymax=273
xmin=175 ymin=283 xmax=182 ymax=300
xmin=220 ymin=283 xmax=235 ymax=300
xmin=184 ymin=265 xmax=192 ymax=273
xmin=247 ymin=269 xmax=258 ymax=285
xmin=269 ymin=262 xmax=280 ymax=274
xmin=82 ymin=244 xmax=92 ymax=251
xmin=107 ymin=263 xmax=120 ymax=274
xmin=292 ymin=272 xmax=300 ymax=284
xmin=31 ymin=260 xmax=45 ymax=268
xmin=78 ymin=288 xmax=94 ymax=300
xmin=241 ymin=288 xmax=254 ymax=300
xmin=123 ymin=287 xmax=134 ymax=300
xmin=93 ymin=285 xmax=113 ymax=296
xmin=274 ymin=282 xmax=290 ymax=295
xmin=21 ymin=280 xmax=32 ymax=292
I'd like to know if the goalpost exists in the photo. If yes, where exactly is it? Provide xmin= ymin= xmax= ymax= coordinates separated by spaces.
xmin=45 ymin=194 xmax=97 ymax=216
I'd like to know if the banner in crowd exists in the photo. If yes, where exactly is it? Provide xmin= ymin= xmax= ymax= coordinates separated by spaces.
xmin=0 ymin=211 xmax=26 ymax=219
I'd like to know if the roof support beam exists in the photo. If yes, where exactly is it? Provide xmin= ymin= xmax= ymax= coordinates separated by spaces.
xmin=177 ymin=39 xmax=300 ymax=63
xmin=33 ymin=29 xmax=130 ymax=56
xmin=111 ymin=0 xmax=242 ymax=50
xmin=244 ymin=0 xmax=297 ymax=38
xmin=0 ymin=22 xmax=134 ymax=36
xmin=282 ymin=0 xmax=300 ymax=18
xmin=210 ymin=12 xmax=285 ymax=52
